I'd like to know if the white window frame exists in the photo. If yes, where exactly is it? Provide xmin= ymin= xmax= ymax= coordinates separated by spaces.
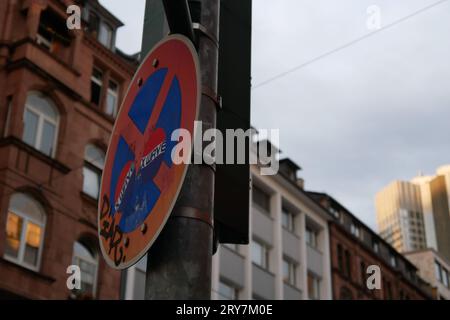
xmin=218 ymin=280 xmax=238 ymax=300
xmin=305 ymin=227 xmax=318 ymax=248
xmin=283 ymin=258 xmax=296 ymax=286
xmin=252 ymin=239 xmax=269 ymax=270
xmin=91 ymin=68 xmax=103 ymax=106
xmin=98 ymin=22 xmax=113 ymax=48
xmin=308 ymin=273 xmax=321 ymax=300
xmin=282 ymin=207 xmax=295 ymax=232
xmin=72 ymin=241 xmax=99 ymax=298
xmin=83 ymin=144 xmax=105 ymax=200
xmin=106 ymin=79 xmax=119 ymax=117
xmin=36 ymin=33 xmax=53 ymax=51
xmin=23 ymin=94 xmax=59 ymax=158
xmin=4 ymin=196 xmax=46 ymax=272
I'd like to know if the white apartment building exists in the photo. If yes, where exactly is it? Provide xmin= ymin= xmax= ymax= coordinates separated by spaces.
xmin=211 ymin=159 xmax=333 ymax=300
xmin=121 ymin=154 xmax=333 ymax=300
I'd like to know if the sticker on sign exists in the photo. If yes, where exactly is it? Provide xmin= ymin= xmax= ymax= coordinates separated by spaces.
xmin=98 ymin=35 xmax=200 ymax=269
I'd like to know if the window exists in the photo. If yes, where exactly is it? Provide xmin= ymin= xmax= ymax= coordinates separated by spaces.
xmin=106 ymin=80 xmax=119 ymax=117
xmin=360 ymin=261 xmax=366 ymax=285
xmin=344 ymin=250 xmax=352 ymax=278
xmin=389 ymin=253 xmax=397 ymax=268
xmin=251 ymin=240 xmax=269 ymax=269
xmin=22 ymin=92 xmax=59 ymax=157
xmin=82 ymin=145 xmax=105 ymax=199
xmin=91 ymin=68 xmax=103 ymax=106
xmin=252 ymin=185 xmax=270 ymax=213
xmin=350 ymin=223 xmax=360 ymax=238
xmin=385 ymin=281 xmax=393 ymax=299
xmin=372 ymin=240 xmax=380 ymax=254
xmin=305 ymin=227 xmax=318 ymax=248
xmin=283 ymin=258 xmax=296 ymax=286
xmin=4 ymin=193 xmax=46 ymax=271
xmin=435 ymin=261 xmax=443 ymax=282
xmin=218 ymin=281 xmax=238 ymax=300
xmin=443 ymin=268 xmax=449 ymax=288
xmin=72 ymin=239 xmax=98 ymax=298
xmin=328 ymin=206 xmax=340 ymax=219
xmin=98 ymin=22 xmax=113 ymax=48
xmin=308 ymin=273 xmax=321 ymax=300
xmin=337 ymin=244 xmax=344 ymax=273
xmin=36 ymin=9 xmax=71 ymax=53
xmin=282 ymin=207 xmax=295 ymax=232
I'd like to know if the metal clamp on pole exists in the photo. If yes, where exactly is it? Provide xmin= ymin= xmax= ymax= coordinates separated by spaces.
xmin=171 ymin=206 xmax=214 ymax=228
xmin=162 ymin=0 xmax=196 ymax=44
xmin=192 ymin=22 xmax=219 ymax=48
xmin=202 ymin=85 xmax=222 ymax=110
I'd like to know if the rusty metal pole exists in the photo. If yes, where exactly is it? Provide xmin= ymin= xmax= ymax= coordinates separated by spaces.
xmin=144 ymin=0 xmax=220 ymax=299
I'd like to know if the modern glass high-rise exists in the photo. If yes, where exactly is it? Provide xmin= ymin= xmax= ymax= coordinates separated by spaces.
xmin=375 ymin=165 xmax=450 ymax=261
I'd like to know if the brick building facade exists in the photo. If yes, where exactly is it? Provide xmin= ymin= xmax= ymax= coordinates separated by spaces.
xmin=0 ymin=0 xmax=137 ymax=299
xmin=308 ymin=192 xmax=433 ymax=300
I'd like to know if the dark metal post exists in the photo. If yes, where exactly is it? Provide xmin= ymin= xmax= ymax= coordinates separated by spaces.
xmin=144 ymin=0 xmax=220 ymax=300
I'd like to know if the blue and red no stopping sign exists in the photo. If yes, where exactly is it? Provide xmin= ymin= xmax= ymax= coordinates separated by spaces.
xmin=98 ymin=35 xmax=200 ymax=269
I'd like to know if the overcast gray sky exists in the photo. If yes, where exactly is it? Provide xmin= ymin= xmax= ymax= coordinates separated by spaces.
xmin=100 ymin=0 xmax=450 ymax=230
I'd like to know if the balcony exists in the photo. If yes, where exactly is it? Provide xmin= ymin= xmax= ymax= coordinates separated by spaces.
xmin=307 ymin=244 xmax=323 ymax=276
xmin=252 ymin=264 xmax=275 ymax=300
xmin=282 ymin=228 xmax=301 ymax=262
xmin=283 ymin=282 xmax=302 ymax=300
xmin=252 ymin=206 xmax=274 ymax=246
xmin=219 ymin=246 xmax=245 ymax=287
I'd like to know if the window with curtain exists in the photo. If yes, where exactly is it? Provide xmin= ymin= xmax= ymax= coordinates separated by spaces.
xmin=82 ymin=144 xmax=105 ymax=200
xmin=4 ymin=193 xmax=46 ymax=271
xmin=22 ymin=92 xmax=59 ymax=157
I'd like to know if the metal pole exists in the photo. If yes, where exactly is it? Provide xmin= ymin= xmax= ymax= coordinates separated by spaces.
xmin=144 ymin=0 xmax=220 ymax=300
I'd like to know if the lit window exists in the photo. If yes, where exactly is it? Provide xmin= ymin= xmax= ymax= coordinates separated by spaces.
xmin=98 ymin=22 xmax=113 ymax=48
xmin=91 ymin=68 xmax=103 ymax=106
xmin=4 ymin=193 xmax=46 ymax=271
xmin=106 ymin=80 xmax=119 ymax=117
xmin=218 ymin=281 xmax=238 ymax=300
xmin=308 ymin=273 xmax=321 ymax=300
xmin=72 ymin=239 xmax=98 ymax=298
xmin=251 ymin=240 xmax=269 ymax=269
xmin=22 ymin=92 xmax=59 ymax=157
xmin=305 ymin=227 xmax=318 ymax=248
xmin=282 ymin=207 xmax=295 ymax=232
xmin=283 ymin=258 xmax=296 ymax=286
xmin=82 ymin=144 xmax=105 ymax=199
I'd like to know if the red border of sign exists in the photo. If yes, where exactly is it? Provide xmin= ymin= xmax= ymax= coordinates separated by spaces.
xmin=98 ymin=35 xmax=201 ymax=270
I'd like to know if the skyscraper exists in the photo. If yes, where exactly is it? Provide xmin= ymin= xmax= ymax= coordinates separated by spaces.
xmin=375 ymin=181 xmax=427 ymax=253
xmin=375 ymin=165 xmax=450 ymax=261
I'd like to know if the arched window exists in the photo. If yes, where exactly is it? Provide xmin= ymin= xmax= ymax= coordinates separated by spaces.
xmin=22 ymin=92 xmax=59 ymax=157
xmin=72 ymin=239 xmax=99 ymax=297
xmin=4 ymin=193 xmax=46 ymax=271
xmin=82 ymin=144 xmax=105 ymax=199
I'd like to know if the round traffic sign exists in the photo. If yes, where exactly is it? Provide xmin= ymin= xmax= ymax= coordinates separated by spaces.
xmin=98 ymin=35 xmax=200 ymax=269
